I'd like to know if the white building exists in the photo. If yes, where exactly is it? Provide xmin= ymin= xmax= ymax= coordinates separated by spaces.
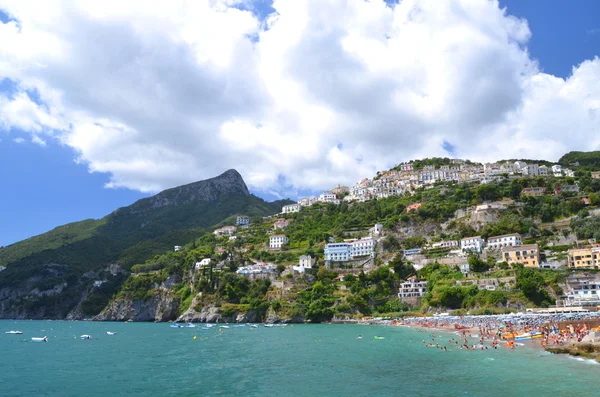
xmin=269 ymin=234 xmax=289 ymax=249
xmin=459 ymin=263 xmax=470 ymax=275
xmin=398 ymin=278 xmax=428 ymax=299
xmin=236 ymin=216 xmax=250 ymax=226
xmin=487 ymin=233 xmax=522 ymax=250
xmin=369 ymin=223 xmax=384 ymax=236
xmin=282 ymin=203 xmax=302 ymax=214
xmin=174 ymin=246 xmax=183 ymax=252
xmin=324 ymin=238 xmax=375 ymax=262
xmin=552 ymin=164 xmax=562 ymax=177
xmin=431 ymin=240 xmax=459 ymax=249
xmin=563 ymin=275 xmax=600 ymax=306
xmin=461 ymin=236 xmax=484 ymax=253
xmin=538 ymin=165 xmax=549 ymax=176
xmin=318 ymin=191 xmax=340 ymax=204
xmin=195 ymin=258 xmax=212 ymax=270
xmin=520 ymin=163 xmax=539 ymax=176
xmin=214 ymin=226 xmax=237 ymax=236
xmin=324 ymin=242 xmax=352 ymax=262
xmin=350 ymin=238 xmax=375 ymax=257
xmin=293 ymin=255 xmax=316 ymax=273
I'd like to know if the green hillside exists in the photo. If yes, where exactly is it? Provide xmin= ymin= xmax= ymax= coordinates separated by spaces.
xmin=0 ymin=170 xmax=291 ymax=318
xmin=558 ymin=151 xmax=600 ymax=170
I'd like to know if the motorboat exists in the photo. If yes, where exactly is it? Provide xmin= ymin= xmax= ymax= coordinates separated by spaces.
xmin=219 ymin=326 xmax=230 ymax=329
xmin=81 ymin=335 xmax=92 ymax=339
xmin=32 ymin=336 xmax=48 ymax=342
xmin=170 ymin=324 xmax=183 ymax=328
xmin=264 ymin=324 xmax=274 ymax=328
xmin=250 ymin=324 xmax=259 ymax=329
xmin=106 ymin=331 xmax=117 ymax=335
xmin=186 ymin=323 xmax=197 ymax=328
xmin=5 ymin=330 xmax=22 ymax=334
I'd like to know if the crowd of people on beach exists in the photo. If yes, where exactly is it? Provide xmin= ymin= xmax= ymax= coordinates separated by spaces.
xmin=393 ymin=312 xmax=600 ymax=352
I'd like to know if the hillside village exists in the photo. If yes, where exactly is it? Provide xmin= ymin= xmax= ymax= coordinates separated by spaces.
xmin=93 ymin=154 xmax=600 ymax=322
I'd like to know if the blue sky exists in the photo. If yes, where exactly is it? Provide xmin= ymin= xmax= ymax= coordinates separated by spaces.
xmin=0 ymin=0 xmax=599 ymax=247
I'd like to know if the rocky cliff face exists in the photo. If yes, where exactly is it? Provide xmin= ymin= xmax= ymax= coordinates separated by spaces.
xmin=94 ymin=290 xmax=180 ymax=322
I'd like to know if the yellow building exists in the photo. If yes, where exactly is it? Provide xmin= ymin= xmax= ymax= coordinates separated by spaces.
xmin=567 ymin=247 xmax=600 ymax=269
xmin=592 ymin=171 xmax=600 ymax=180
xmin=501 ymin=244 xmax=540 ymax=267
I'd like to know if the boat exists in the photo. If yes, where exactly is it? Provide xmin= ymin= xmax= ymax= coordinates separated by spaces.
xmin=81 ymin=335 xmax=92 ymax=339
xmin=31 ymin=336 xmax=48 ymax=342
xmin=205 ymin=324 xmax=215 ymax=328
xmin=219 ymin=326 xmax=230 ymax=329
xmin=264 ymin=324 xmax=274 ymax=328
xmin=374 ymin=336 xmax=385 ymax=340
xmin=5 ymin=330 xmax=22 ymax=334
xmin=186 ymin=323 xmax=197 ymax=328
xmin=106 ymin=332 xmax=117 ymax=335
xmin=250 ymin=324 xmax=259 ymax=329
xmin=170 ymin=324 xmax=183 ymax=328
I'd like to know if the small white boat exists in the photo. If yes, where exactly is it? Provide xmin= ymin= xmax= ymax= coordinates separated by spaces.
xmin=250 ymin=324 xmax=259 ymax=329
xmin=264 ymin=324 xmax=274 ymax=328
xmin=5 ymin=330 xmax=23 ymax=334
xmin=80 ymin=335 xmax=92 ymax=339
xmin=31 ymin=336 xmax=48 ymax=342
xmin=205 ymin=324 xmax=215 ymax=328
xmin=219 ymin=326 xmax=230 ymax=329
xmin=186 ymin=323 xmax=197 ymax=328
xmin=170 ymin=324 xmax=183 ymax=328
xmin=106 ymin=331 xmax=117 ymax=336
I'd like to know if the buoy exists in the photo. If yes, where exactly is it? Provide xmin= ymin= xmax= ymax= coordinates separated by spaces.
xmin=193 ymin=336 xmax=197 ymax=340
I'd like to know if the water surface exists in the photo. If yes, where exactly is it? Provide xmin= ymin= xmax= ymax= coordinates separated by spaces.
xmin=1 ymin=321 xmax=598 ymax=396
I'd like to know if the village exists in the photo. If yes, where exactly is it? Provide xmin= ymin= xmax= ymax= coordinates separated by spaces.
xmin=175 ymin=158 xmax=600 ymax=317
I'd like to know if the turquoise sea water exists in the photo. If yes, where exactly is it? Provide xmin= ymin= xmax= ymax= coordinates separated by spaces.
xmin=1 ymin=320 xmax=599 ymax=396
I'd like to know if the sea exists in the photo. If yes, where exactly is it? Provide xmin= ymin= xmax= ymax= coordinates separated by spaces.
xmin=1 ymin=320 xmax=598 ymax=397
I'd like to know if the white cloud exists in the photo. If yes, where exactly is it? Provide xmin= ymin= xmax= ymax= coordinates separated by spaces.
xmin=12 ymin=137 xmax=25 ymax=144
xmin=0 ymin=0 xmax=599 ymax=196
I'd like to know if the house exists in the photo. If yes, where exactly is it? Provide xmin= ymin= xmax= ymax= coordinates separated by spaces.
xmin=461 ymin=236 xmax=483 ymax=253
xmin=236 ymin=216 xmax=250 ymax=226
xmin=324 ymin=242 xmax=352 ymax=262
xmin=214 ymin=226 xmax=237 ymax=236
xmin=487 ymin=233 xmax=522 ymax=250
xmin=269 ymin=234 xmax=289 ymax=249
xmin=293 ymin=255 xmax=316 ymax=273
xmin=563 ymin=274 xmax=600 ymax=306
xmin=567 ymin=247 xmax=600 ymax=269
xmin=406 ymin=203 xmax=422 ymax=213
xmin=431 ymin=240 xmax=459 ymax=249
xmin=502 ymin=244 xmax=540 ymax=267
xmin=520 ymin=187 xmax=547 ymax=197
xmin=403 ymin=248 xmax=423 ymax=256
xmin=369 ymin=223 xmax=384 ymax=236
xmin=592 ymin=171 xmax=600 ymax=180
xmin=459 ymin=263 xmax=470 ymax=275
xmin=332 ymin=185 xmax=350 ymax=196
xmin=538 ymin=165 xmax=549 ymax=176
xmin=554 ymin=185 xmax=579 ymax=195
xmin=324 ymin=237 xmax=376 ymax=262
xmin=319 ymin=191 xmax=339 ymax=204
xmin=236 ymin=264 xmax=277 ymax=276
xmin=282 ymin=203 xmax=302 ymax=214
xmin=552 ymin=164 xmax=562 ymax=177
xmin=273 ymin=218 xmax=290 ymax=230
xmin=398 ymin=277 xmax=428 ymax=300
xmin=174 ymin=246 xmax=183 ymax=252
xmin=195 ymin=258 xmax=212 ymax=270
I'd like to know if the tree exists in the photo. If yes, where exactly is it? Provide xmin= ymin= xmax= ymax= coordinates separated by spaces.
xmin=276 ymin=264 xmax=286 ymax=274
xmin=468 ymin=254 xmax=489 ymax=273
xmin=388 ymin=255 xmax=415 ymax=280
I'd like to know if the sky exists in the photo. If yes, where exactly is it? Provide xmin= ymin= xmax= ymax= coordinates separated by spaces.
xmin=0 ymin=0 xmax=599 ymax=247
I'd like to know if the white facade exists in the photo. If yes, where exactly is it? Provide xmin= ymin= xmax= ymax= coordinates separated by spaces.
xmin=214 ymin=226 xmax=237 ymax=236
xmin=552 ymin=164 xmax=562 ymax=177
xmin=324 ymin=238 xmax=375 ymax=262
xmin=269 ymin=235 xmax=289 ymax=249
xmin=282 ymin=203 xmax=302 ymax=214
xmin=461 ymin=236 xmax=483 ymax=252
xmin=398 ymin=279 xmax=428 ymax=299
xmin=236 ymin=216 xmax=250 ymax=226
xmin=350 ymin=238 xmax=375 ymax=257
xmin=195 ymin=258 xmax=212 ymax=270
xmin=324 ymin=243 xmax=352 ymax=262
xmin=293 ymin=255 xmax=316 ymax=273
xmin=369 ymin=223 xmax=384 ymax=236
xmin=431 ymin=240 xmax=459 ymax=249
xmin=487 ymin=234 xmax=522 ymax=250
xmin=174 ymin=246 xmax=182 ymax=252
xmin=459 ymin=263 xmax=470 ymax=275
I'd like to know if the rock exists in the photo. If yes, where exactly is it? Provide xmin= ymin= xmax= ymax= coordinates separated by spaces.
xmin=94 ymin=290 xmax=179 ymax=322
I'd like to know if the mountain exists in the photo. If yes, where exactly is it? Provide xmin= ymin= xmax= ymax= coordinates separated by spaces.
xmin=0 ymin=169 xmax=292 ymax=319
xmin=558 ymin=151 xmax=600 ymax=170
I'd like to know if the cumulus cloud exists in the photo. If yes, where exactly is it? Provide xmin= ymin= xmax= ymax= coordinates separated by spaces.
xmin=0 ymin=0 xmax=599 ymax=195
